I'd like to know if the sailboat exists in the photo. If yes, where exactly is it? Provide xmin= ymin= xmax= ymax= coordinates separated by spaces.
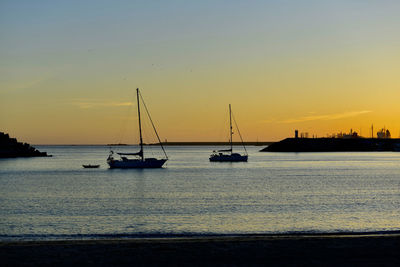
xmin=209 ymin=104 xmax=248 ymax=162
xmin=107 ymin=88 xmax=168 ymax=168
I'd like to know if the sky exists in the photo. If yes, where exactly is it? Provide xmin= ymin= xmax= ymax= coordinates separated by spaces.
xmin=1 ymin=0 xmax=399 ymax=144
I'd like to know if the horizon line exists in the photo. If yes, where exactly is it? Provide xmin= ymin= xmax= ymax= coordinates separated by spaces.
xmin=33 ymin=141 xmax=275 ymax=146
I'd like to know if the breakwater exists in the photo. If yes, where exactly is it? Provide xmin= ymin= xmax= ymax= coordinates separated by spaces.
xmin=261 ymin=138 xmax=400 ymax=152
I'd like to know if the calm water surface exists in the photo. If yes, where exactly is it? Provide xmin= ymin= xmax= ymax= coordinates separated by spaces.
xmin=1 ymin=145 xmax=399 ymax=240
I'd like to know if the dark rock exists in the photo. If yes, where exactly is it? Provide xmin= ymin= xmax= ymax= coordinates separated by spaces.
xmin=0 ymin=132 xmax=49 ymax=158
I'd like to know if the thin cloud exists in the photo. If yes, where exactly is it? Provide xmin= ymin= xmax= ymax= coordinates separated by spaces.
xmin=71 ymin=100 xmax=133 ymax=109
xmin=1 ymin=77 xmax=50 ymax=93
xmin=281 ymin=110 xmax=372 ymax=123
xmin=259 ymin=118 xmax=277 ymax=124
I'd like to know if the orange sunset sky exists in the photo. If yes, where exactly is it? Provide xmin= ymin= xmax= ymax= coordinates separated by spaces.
xmin=1 ymin=1 xmax=399 ymax=144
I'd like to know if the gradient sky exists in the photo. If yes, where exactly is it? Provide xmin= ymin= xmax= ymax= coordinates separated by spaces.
xmin=1 ymin=1 xmax=399 ymax=144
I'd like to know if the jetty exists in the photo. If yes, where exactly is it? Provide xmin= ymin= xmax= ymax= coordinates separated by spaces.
xmin=261 ymin=137 xmax=400 ymax=152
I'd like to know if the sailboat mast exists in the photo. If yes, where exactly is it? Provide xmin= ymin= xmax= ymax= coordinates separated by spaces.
xmin=137 ymin=88 xmax=144 ymax=160
xmin=229 ymin=104 xmax=233 ymax=153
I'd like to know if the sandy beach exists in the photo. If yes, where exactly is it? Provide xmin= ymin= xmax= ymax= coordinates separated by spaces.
xmin=1 ymin=233 xmax=400 ymax=266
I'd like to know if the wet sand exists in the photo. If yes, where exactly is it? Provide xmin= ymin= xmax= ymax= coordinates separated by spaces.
xmin=1 ymin=233 xmax=400 ymax=266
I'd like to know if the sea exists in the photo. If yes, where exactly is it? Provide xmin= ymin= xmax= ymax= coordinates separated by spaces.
xmin=1 ymin=145 xmax=399 ymax=241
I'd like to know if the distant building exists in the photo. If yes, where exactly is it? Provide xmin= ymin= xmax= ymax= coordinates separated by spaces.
xmin=335 ymin=129 xmax=359 ymax=139
xmin=377 ymin=128 xmax=391 ymax=139
xmin=300 ymin=132 xmax=309 ymax=138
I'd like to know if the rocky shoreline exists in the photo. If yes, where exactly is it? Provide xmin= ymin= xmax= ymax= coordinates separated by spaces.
xmin=0 ymin=132 xmax=49 ymax=158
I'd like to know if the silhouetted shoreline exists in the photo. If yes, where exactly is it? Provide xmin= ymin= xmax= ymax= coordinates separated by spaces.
xmin=0 ymin=132 xmax=49 ymax=158
xmin=1 ymin=232 xmax=399 ymax=266
xmin=262 ymin=138 xmax=400 ymax=152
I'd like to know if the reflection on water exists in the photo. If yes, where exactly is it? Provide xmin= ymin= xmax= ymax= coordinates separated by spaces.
xmin=0 ymin=146 xmax=400 ymax=240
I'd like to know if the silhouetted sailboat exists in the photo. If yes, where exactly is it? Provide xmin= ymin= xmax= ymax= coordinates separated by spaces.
xmin=209 ymin=104 xmax=248 ymax=162
xmin=107 ymin=88 xmax=168 ymax=168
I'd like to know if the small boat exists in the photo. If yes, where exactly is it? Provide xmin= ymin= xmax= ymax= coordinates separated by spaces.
xmin=107 ymin=88 xmax=168 ymax=169
xmin=82 ymin=164 xmax=100 ymax=168
xmin=209 ymin=104 xmax=248 ymax=162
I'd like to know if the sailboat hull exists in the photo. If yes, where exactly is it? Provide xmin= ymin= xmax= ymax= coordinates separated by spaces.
xmin=210 ymin=104 xmax=248 ymax=162
xmin=209 ymin=153 xmax=248 ymax=162
xmin=108 ymin=158 xmax=167 ymax=168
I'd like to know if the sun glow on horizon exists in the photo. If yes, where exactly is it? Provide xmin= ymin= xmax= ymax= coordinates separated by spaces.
xmin=1 ymin=1 xmax=399 ymax=144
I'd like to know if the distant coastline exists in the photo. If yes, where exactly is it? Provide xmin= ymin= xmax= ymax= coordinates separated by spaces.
xmin=151 ymin=141 xmax=273 ymax=146
xmin=35 ymin=142 xmax=274 ymax=146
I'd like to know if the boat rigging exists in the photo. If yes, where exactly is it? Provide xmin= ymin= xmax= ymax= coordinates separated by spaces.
xmin=107 ymin=88 xmax=168 ymax=168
